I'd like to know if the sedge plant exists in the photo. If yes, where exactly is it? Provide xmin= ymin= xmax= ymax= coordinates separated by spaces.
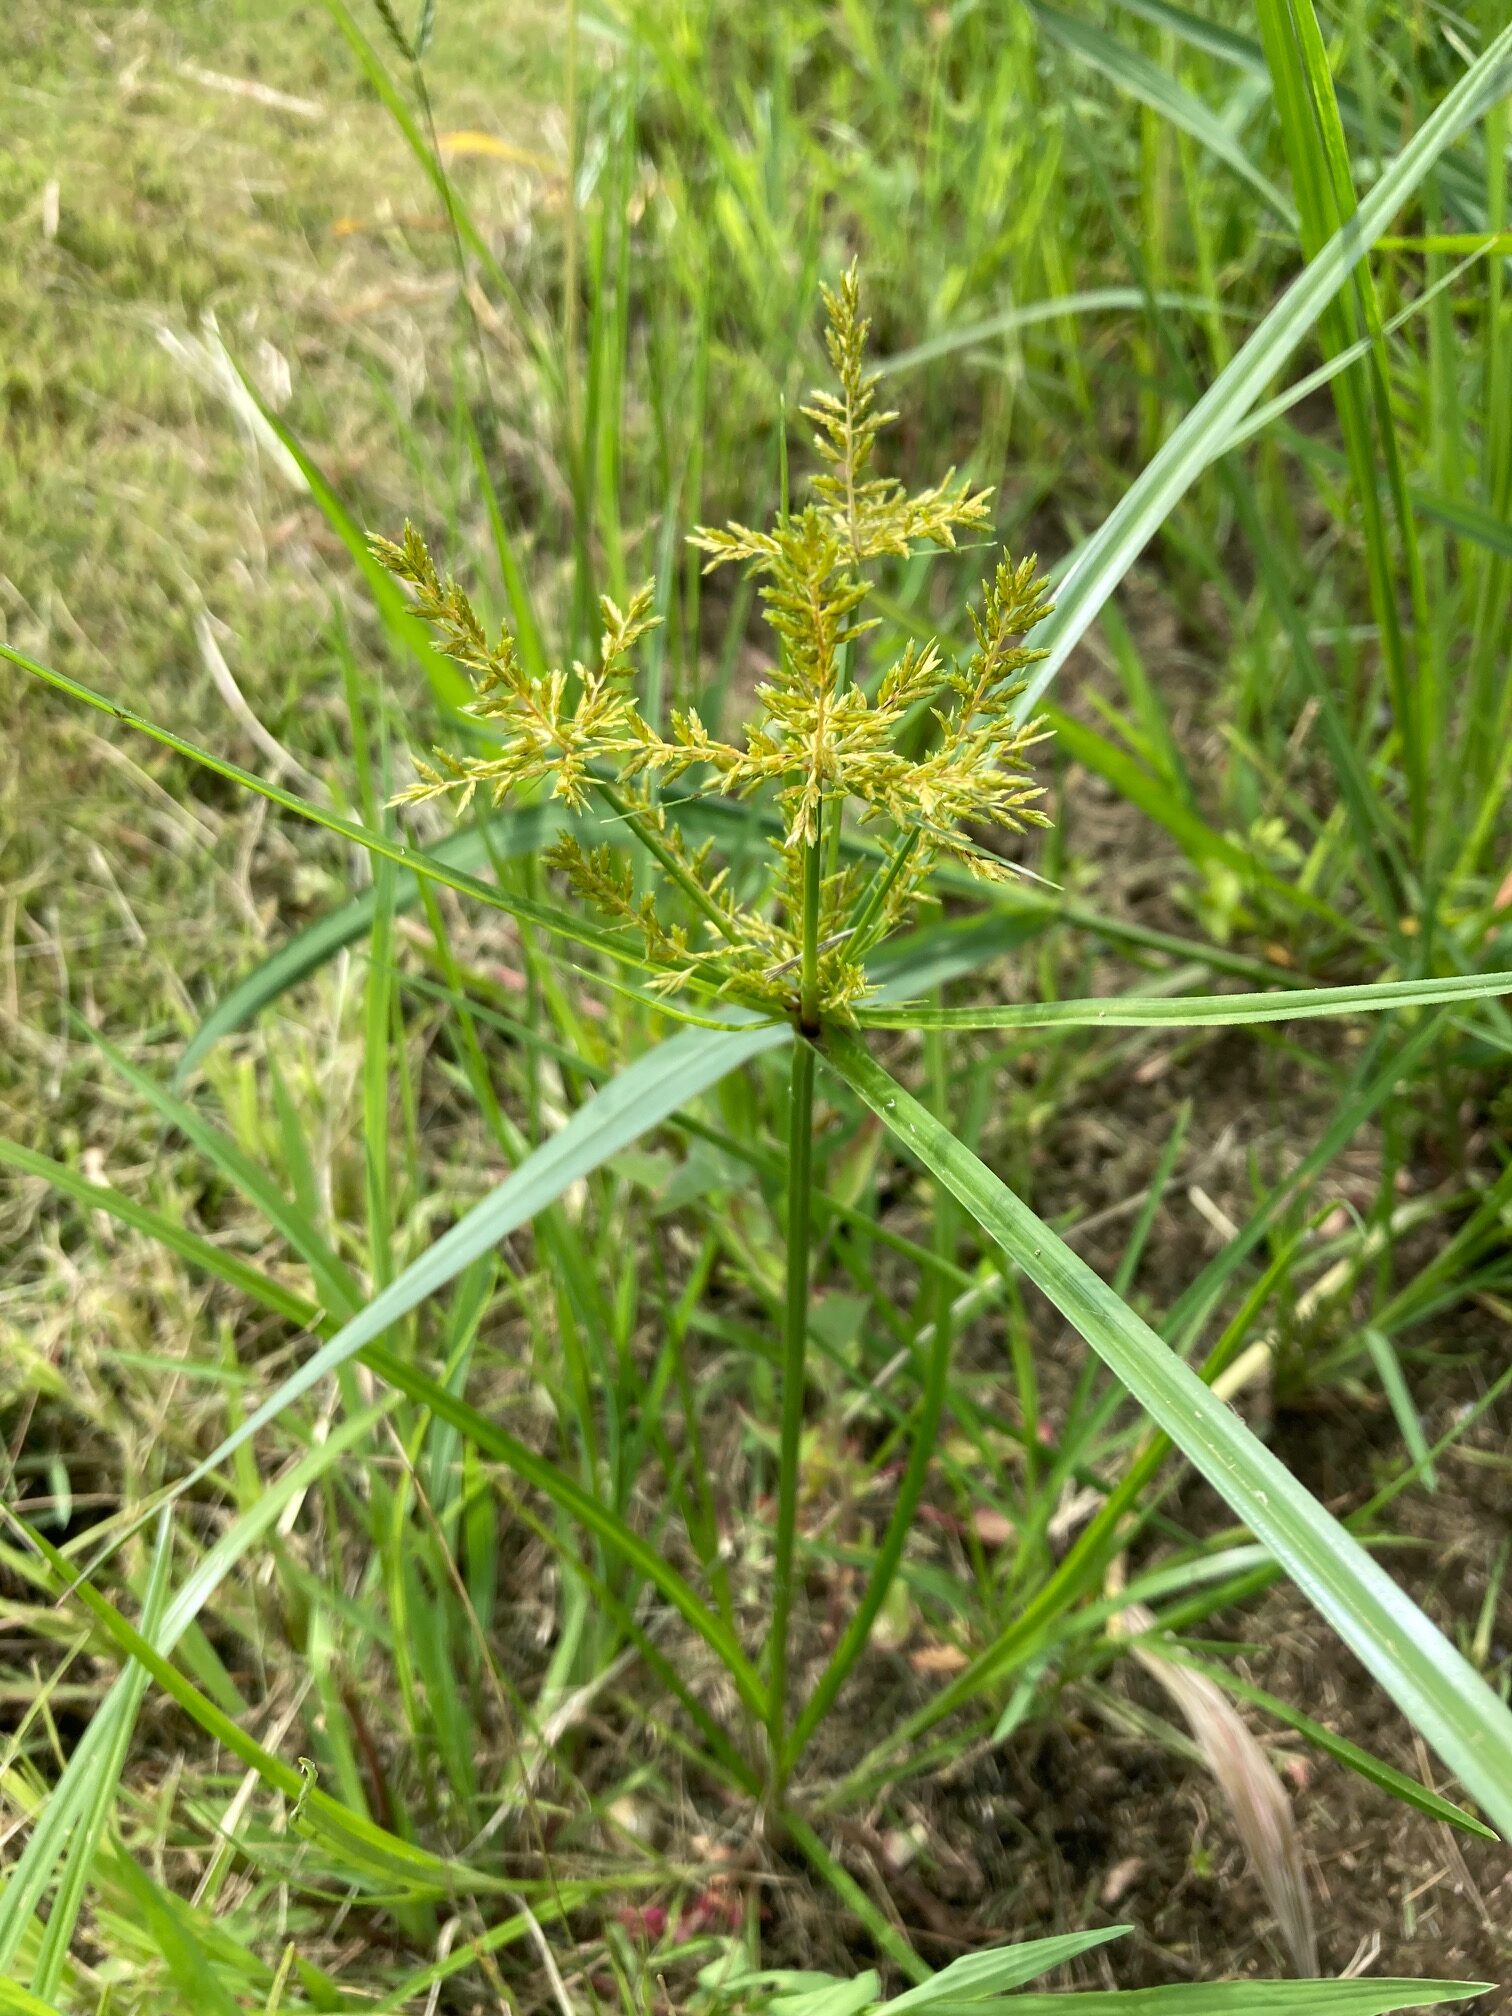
xmin=373 ymin=267 xmax=1512 ymax=1833
xmin=375 ymin=266 xmax=1057 ymax=1794
xmin=5 ymin=6 xmax=1512 ymax=1996
xmin=8 ymin=246 xmax=1512 ymax=1994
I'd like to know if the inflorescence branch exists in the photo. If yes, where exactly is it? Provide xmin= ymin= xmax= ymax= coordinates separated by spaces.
xmin=373 ymin=264 xmax=1055 ymax=1027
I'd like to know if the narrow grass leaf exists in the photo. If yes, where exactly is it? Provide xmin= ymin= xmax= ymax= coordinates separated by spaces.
xmin=781 ymin=1811 xmax=928 ymax=1986
xmin=176 ymin=804 xmax=568 ymax=1079
xmin=1040 ymin=709 xmax=1283 ymax=892
xmin=0 ymin=1138 xmax=318 ymax=1330
xmin=1164 ymin=1653 xmax=1490 ymax=1838
xmin=1108 ymin=0 xmax=1490 ymax=226
xmin=857 ymin=970 xmax=1512 ymax=1030
xmin=123 ymin=1022 xmax=786 ymax=1554
xmin=0 ymin=1517 xmax=172 ymax=1979
xmin=231 ymin=366 xmax=470 ymax=715
xmin=780 ymin=1975 xmax=880 ymax=2016
xmin=26 ymin=1514 xmax=174 ymax=1997
xmin=1032 ymin=3 xmax=1294 ymax=221
xmin=110 ymin=1854 xmax=243 ymax=2016
xmin=1161 ymin=1020 xmax=1441 ymax=1354
xmin=821 ymin=1029 xmax=1512 ymax=1836
xmin=1363 ymin=1328 xmax=1438 ymax=1493
xmin=0 ymin=1987 xmax=67 ymax=2016
xmin=317 ymin=0 xmax=554 ymax=371
xmin=0 ymin=639 xmax=641 ymax=969
xmin=11 ymin=1514 xmax=513 ymax=1898
xmin=885 ymin=1928 xmax=1130 ymax=2008
xmin=360 ymin=1340 xmax=766 ymax=1716
xmin=958 ymin=1987 xmax=1483 ymax=2013
xmin=1015 ymin=22 xmax=1512 ymax=719
xmin=89 ymin=1029 xmax=362 ymax=1320
xmin=463 ymin=399 xmax=549 ymax=679
xmin=1279 ymin=427 xmax=1512 ymax=560
xmin=0 ymin=1399 xmax=396 ymax=1983
xmin=878 ymin=290 xmax=1242 ymax=376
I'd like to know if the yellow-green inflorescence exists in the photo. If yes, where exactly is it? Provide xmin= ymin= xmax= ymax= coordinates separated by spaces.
xmin=373 ymin=266 xmax=1055 ymax=1028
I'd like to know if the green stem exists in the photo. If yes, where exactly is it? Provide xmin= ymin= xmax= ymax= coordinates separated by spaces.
xmin=782 ymin=1019 xmax=955 ymax=1773
xmin=780 ymin=1809 xmax=928 ymax=1985
xmin=592 ymin=780 xmax=741 ymax=946
xmin=822 ymin=637 xmax=853 ymax=883
xmin=770 ymin=817 xmax=826 ymax=1794
xmin=798 ymin=820 xmax=823 ymax=1033
xmin=846 ymin=824 xmax=921 ymax=957
xmin=769 ymin=1035 xmax=817 ymax=1794
xmin=562 ymin=0 xmax=595 ymax=646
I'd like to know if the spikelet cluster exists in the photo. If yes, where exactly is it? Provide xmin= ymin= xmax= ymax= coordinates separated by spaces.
xmin=374 ymin=266 xmax=1054 ymax=1025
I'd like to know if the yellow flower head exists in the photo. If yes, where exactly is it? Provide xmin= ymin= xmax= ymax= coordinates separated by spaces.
xmin=374 ymin=266 xmax=1054 ymax=1026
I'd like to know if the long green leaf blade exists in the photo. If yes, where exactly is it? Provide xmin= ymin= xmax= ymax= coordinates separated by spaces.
xmin=857 ymin=970 xmax=1512 ymax=1030
xmin=230 ymin=364 xmax=470 ymax=715
xmin=0 ymin=1984 xmax=69 ymax=2016
xmin=821 ymin=1028 xmax=1512 ymax=1836
xmin=0 ymin=1397 xmax=398 ymax=1984
xmin=1160 ymin=1653 xmax=1491 ymax=1839
xmin=885 ymin=1928 xmax=1131 ymax=2008
xmin=0 ymin=639 xmax=640 ymax=970
xmin=102 ymin=916 xmax=1054 ymax=1575
xmin=935 ymin=1987 xmax=1482 ymax=2014
xmin=1033 ymin=3 xmax=1295 ymax=221
xmin=26 ymin=1514 xmax=174 ymax=1997
xmin=877 ymin=290 xmax=1244 ymax=377
xmin=0 ymin=1138 xmax=317 ymax=1330
xmin=124 ymin=1020 xmax=787 ymax=1548
xmin=358 ymin=1341 xmax=765 ymax=1717
xmin=175 ymin=807 xmax=569 ymax=1082
xmin=10 ymin=1515 xmax=510 ymax=1899
xmin=1015 ymin=22 xmax=1512 ymax=718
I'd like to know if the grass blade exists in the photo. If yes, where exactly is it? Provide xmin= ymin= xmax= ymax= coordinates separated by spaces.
xmin=0 ymin=1514 xmax=172 ymax=1981
xmin=89 ymin=1027 xmax=363 ymax=1320
xmin=360 ymin=1341 xmax=765 ymax=1719
xmin=0 ymin=1138 xmax=318 ymax=1330
xmin=856 ymin=970 xmax=1512 ymax=1029
xmin=1255 ymin=0 xmax=1430 ymax=853
xmin=231 ymin=361 xmax=470 ymax=715
xmin=1363 ymin=1327 xmax=1438 ymax=1493
xmin=121 ymin=1019 xmax=787 ymax=1532
xmin=1014 ymin=22 xmax=1512 ymax=720
xmin=8 ymin=1513 xmax=514 ymax=1899
xmin=317 ymin=0 xmax=554 ymax=377
xmin=26 ymin=1513 xmax=173 ymax=1998
xmin=463 ymin=398 xmax=550 ymax=680
xmin=1033 ymin=3 xmax=1295 ymax=221
xmin=0 ymin=1396 xmax=398 ymax=1984
xmin=877 ymin=290 xmax=1245 ymax=377
xmin=1162 ymin=1652 xmax=1489 ymax=1838
xmin=0 ymin=639 xmax=643 ymax=971
xmin=110 ymin=1854 xmax=244 ymax=2016
xmin=174 ymin=803 xmax=570 ymax=1079
xmin=1110 ymin=0 xmax=1492 ymax=227
xmin=885 ymin=1928 xmax=1131 ymax=2007
xmin=0 ymin=1987 xmax=67 ymax=2016
xmin=951 ymin=1987 xmax=1483 ymax=2013
xmin=820 ymin=1028 xmax=1512 ymax=1837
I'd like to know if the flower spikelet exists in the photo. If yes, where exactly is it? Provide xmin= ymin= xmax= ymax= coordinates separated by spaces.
xmin=376 ymin=266 xmax=1055 ymax=1024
